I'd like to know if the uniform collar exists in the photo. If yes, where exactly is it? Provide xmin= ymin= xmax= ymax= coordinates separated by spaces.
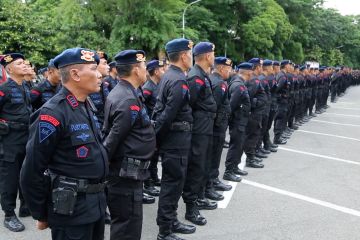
xmin=60 ymin=87 xmax=79 ymax=109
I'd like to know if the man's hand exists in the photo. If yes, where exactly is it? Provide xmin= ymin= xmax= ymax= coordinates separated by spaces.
xmin=36 ymin=220 xmax=48 ymax=230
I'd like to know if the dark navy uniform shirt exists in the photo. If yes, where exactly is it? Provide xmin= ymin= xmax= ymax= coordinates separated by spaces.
xmin=20 ymin=87 xmax=108 ymax=226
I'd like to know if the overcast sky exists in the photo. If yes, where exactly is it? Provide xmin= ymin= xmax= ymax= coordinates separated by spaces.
xmin=323 ymin=0 xmax=360 ymax=15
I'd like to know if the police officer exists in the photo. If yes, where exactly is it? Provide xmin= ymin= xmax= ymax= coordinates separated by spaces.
xmin=262 ymin=60 xmax=278 ymax=152
xmin=88 ymin=51 xmax=110 ymax=128
xmin=183 ymin=42 xmax=218 ymax=225
xmin=30 ymin=59 xmax=61 ymax=110
xmin=330 ymin=67 xmax=340 ymax=102
xmin=0 ymin=53 xmax=31 ymax=232
xmin=255 ymin=59 xmax=273 ymax=157
xmin=223 ymin=63 xmax=252 ymax=182
xmin=152 ymin=38 xmax=195 ymax=240
xmin=142 ymin=60 xmax=165 ymax=197
xmin=243 ymin=58 xmax=266 ymax=168
xmin=273 ymin=60 xmax=291 ymax=145
xmin=103 ymin=50 xmax=156 ymax=240
xmin=104 ymin=61 xmax=118 ymax=91
xmin=20 ymin=48 xmax=108 ymax=240
xmin=206 ymin=57 xmax=233 ymax=200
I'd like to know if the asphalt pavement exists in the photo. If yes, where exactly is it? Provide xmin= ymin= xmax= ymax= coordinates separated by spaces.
xmin=1 ymin=86 xmax=360 ymax=240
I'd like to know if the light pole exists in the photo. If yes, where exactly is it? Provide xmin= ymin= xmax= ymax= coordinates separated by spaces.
xmin=182 ymin=0 xmax=202 ymax=38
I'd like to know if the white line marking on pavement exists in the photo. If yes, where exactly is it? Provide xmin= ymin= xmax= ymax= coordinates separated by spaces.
xmin=242 ymin=180 xmax=360 ymax=217
xmin=278 ymin=146 xmax=360 ymax=166
xmin=322 ymin=112 xmax=360 ymax=118
xmin=217 ymin=181 xmax=238 ymax=209
xmin=297 ymin=129 xmax=360 ymax=142
xmin=311 ymin=119 xmax=360 ymax=127
xmin=330 ymin=106 xmax=360 ymax=111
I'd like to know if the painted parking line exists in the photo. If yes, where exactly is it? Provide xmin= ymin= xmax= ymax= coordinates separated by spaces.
xmin=322 ymin=112 xmax=360 ymax=118
xmin=217 ymin=181 xmax=238 ymax=209
xmin=330 ymin=106 xmax=360 ymax=111
xmin=242 ymin=180 xmax=360 ymax=217
xmin=311 ymin=119 xmax=360 ymax=127
xmin=297 ymin=129 xmax=360 ymax=142
xmin=278 ymin=146 xmax=360 ymax=166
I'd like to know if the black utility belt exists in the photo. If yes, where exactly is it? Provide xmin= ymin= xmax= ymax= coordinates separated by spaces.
xmin=170 ymin=121 xmax=192 ymax=132
xmin=45 ymin=170 xmax=106 ymax=216
xmin=46 ymin=170 xmax=106 ymax=194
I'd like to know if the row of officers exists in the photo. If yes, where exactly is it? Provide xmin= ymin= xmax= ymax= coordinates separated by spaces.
xmin=0 ymin=38 xmax=357 ymax=240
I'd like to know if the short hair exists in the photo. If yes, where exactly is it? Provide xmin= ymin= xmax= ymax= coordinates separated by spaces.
xmin=194 ymin=53 xmax=207 ymax=62
xmin=116 ymin=63 xmax=137 ymax=78
xmin=148 ymin=68 xmax=156 ymax=77
xmin=59 ymin=64 xmax=83 ymax=84
xmin=167 ymin=51 xmax=182 ymax=63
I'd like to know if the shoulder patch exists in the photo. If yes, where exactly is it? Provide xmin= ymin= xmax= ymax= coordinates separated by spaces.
xmin=221 ymin=83 xmax=227 ymax=92
xmin=130 ymin=105 xmax=140 ymax=111
xmin=66 ymin=94 xmax=79 ymax=108
xmin=31 ymin=89 xmax=41 ymax=96
xmin=39 ymin=122 xmax=56 ymax=143
xmin=143 ymin=90 xmax=152 ymax=96
xmin=40 ymin=114 xmax=60 ymax=126
xmin=0 ymin=91 xmax=5 ymax=97
xmin=195 ymin=78 xmax=205 ymax=86
xmin=240 ymin=85 xmax=246 ymax=91
xmin=182 ymin=84 xmax=189 ymax=98
xmin=130 ymin=105 xmax=140 ymax=124
xmin=255 ymin=79 xmax=260 ymax=84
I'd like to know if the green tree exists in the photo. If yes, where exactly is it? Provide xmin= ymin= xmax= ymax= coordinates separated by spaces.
xmin=108 ymin=0 xmax=185 ymax=58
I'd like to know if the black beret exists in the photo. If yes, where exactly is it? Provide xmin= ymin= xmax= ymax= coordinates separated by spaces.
xmin=215 ymin=57 xmax=232 ymax=66
xmin=53 ymin=48 xmax=100 ymax=69
xmin=165 ymin=38 xmax=193 ymax=54
xmin=114 ymin=50 xmax=146 ymax=66
xmin=193 ymin=42 xmax=215 ymax=56
xmin=0 ymin=53 xmax=25 ymax=67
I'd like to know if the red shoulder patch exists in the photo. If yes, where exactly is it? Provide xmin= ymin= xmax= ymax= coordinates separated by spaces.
xmin=182 ymin=84 xmax=189 ymax=90
xmin=255 ymin=79 xmax=260 ymax=84
xmin=31 ymin=89 xmax=40 ymax=96
xmin=40 ymin=114 xmax=60 ymax=126
xmin=130 ymin=105 xmax=140 ymax=111
xmin=240 ymin=86 xmax=246 ymax=91
xmin=0 ymin=91 xmax=4 ymax=97
xmin=143 ymin=90 xmax=152 ymax=96
xmin=195 ymin=78 xmax=205 ymax=86
xmin=221 ymin=83 xmax=227 ymax=92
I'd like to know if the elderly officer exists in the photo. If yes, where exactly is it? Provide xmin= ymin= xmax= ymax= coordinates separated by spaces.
xmin=103 ymin=50 xmax=156 ymax=240
xmin=0 ymin=53 xmax=31 ymax=232
xmin=30 ymin=59 xmax=61 ymax=110
xmin=20 ymin=48 xmax=109 ymax=240
xmin=152 ymin=38 xmax=196 ymax=240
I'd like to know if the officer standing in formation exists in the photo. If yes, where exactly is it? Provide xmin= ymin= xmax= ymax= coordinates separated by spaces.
xmin=20 ymin=48 xmax=109 ymax=240
xmin=0 ymin=37 xmax=358 ymax=240
xmin=142 ymin=59 xmax=165 ymax=197
xmin=30 ymin=59 xmax=61 ymax=110
xmin=102 ymin=50 xmax=156 ymax=240
xmin=0 ymin=53 xmax=31 ymax=232
xmin=152 ymin=38 xmax=195 ymax=240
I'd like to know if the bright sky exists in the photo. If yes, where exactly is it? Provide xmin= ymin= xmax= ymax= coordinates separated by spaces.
xmin=323 ymin=0 xmax=360 ymax=15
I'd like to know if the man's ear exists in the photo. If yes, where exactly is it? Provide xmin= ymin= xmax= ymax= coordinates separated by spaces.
xmin=69 ymin=68 xmax=80 ymax=82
